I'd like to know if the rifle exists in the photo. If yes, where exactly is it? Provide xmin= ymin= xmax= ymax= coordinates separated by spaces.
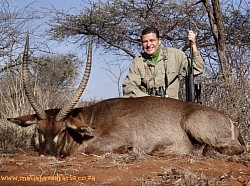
xmin=186 ymin=23 xmax=202 ymax=104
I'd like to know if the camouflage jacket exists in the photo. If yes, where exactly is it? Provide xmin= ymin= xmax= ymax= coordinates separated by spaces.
xmin=122 ymin=47 xmax=204 ymax=99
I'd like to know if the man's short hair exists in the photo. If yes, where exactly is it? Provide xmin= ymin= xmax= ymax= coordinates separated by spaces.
xmin=141 ymin=27 xmax=160 ymax=39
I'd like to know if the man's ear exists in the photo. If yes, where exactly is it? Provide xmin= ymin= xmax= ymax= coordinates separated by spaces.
xmin=65 ymin=117 xmax=95 ymax=136
xmin=7 ymin=114 xmax=38 ymax=127
xmin=159 ymin=37 xmax=162 ymax=45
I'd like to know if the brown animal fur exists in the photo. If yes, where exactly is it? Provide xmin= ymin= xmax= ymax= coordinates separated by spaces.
xmin=8 ymin=96 xmax=246 ymax=157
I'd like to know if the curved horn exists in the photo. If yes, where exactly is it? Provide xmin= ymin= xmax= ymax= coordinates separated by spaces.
xmin=22 ymin=32 xmax=47 ymax=120
xmin=55 ymin=35 xmax=93 ymax=122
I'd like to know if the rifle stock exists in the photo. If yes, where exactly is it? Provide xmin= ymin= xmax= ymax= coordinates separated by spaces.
xmin=186 ymin=57 xmax=195 ymax=102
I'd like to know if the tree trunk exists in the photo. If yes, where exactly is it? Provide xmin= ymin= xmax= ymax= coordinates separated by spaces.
xmin=202 ymin=0 xmax=233 ymax=86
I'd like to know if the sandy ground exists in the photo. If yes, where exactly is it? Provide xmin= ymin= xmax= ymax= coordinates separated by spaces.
xmin=0 ymin=148 xmax=250 ymax=186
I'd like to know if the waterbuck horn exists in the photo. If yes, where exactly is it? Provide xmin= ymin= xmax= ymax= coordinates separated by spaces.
xmin=55 ymin=35 xmax=93 ymax=122
xmin=22 ymin=32 xmax=47 ymax=120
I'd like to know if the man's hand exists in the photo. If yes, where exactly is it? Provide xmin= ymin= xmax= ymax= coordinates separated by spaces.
xmin=188 ymin=30 xmax=198 ymax=52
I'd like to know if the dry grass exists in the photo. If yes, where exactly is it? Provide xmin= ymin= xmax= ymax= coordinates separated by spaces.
xmin=0 ymin=76 xmax=33 ymax=152
xmin=0 ymin=120 xmax=34 ymax=153
xmin=139 ymin=168 xmax=227 ymax=186
xmin=138 ymin=153 xmax=250 ymax=186
xmin=0 ymin=75 xmax=67 ymax=152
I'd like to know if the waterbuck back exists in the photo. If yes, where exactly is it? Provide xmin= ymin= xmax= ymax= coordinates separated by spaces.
xmin=7 ymin=34 xmax=246 ymax=158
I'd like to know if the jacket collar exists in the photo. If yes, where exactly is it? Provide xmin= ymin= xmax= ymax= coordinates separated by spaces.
xmin=142 ymin=47 xmax=164 ymax=66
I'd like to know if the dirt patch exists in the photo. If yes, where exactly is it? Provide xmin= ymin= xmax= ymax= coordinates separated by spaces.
xmin=0 ymin=149 xmax=250 ymax=186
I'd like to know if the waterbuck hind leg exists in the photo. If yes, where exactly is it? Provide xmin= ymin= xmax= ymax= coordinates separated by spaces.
xmin=182 ymin=108 xmax=245 ymax=156
xmin=150 ymin=136 xmax=196 ymax=156
xmin=216 ymin=126 xmax=246 ymax=155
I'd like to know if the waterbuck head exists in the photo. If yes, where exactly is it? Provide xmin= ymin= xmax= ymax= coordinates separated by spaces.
xmin=7 ymin=33 xmax=93 ymax=157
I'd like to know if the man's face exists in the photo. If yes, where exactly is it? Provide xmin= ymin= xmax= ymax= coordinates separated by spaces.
xmin=141 ymin=33 xmax=161 ymax=55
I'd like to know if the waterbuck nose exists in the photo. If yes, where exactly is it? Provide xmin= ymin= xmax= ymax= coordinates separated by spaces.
xmin=39 ymin=143 xmax=58 ymax=157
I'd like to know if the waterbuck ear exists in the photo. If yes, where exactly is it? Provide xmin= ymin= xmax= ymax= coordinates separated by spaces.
xmin=7 ymin=114 xmax=38 ymax=127
xmin=65 ymin=117 xmax=95 ymax=136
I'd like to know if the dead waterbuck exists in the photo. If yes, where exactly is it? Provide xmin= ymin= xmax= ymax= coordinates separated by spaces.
xmin=7 ymin=34 xmax=246 ymax=158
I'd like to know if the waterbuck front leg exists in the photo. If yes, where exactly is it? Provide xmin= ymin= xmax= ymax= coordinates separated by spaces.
xmin=65 ymin=116 xmax=95 ymax=136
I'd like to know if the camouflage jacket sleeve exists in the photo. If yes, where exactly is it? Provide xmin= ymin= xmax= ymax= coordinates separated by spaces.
xmin=122 ymin=57 xmax=149 ymax=97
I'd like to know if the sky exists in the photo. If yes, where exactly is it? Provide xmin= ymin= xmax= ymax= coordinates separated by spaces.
xmin=16 ymin=0 xmax=130 ymax=101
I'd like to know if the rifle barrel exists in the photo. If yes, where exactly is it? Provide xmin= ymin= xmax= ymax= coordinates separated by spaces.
xmin=186 ymin=23 xmax=195 ymax=102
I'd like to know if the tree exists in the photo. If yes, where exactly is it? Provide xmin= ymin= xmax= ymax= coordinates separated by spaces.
xmin=48 ymin=0 xmax=208 ymax=56
xmin=1 ymin=53 xmax=84 ymax=108
xmin=202 ymin=0 xmax=232 ymax=86
xmin=30 ymin=53 xmax=83 ymax=90
xmin=47 ymin=0 xmax=249 ymax=87
xmin=0 ymin=0 xmax=40 ymax=72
